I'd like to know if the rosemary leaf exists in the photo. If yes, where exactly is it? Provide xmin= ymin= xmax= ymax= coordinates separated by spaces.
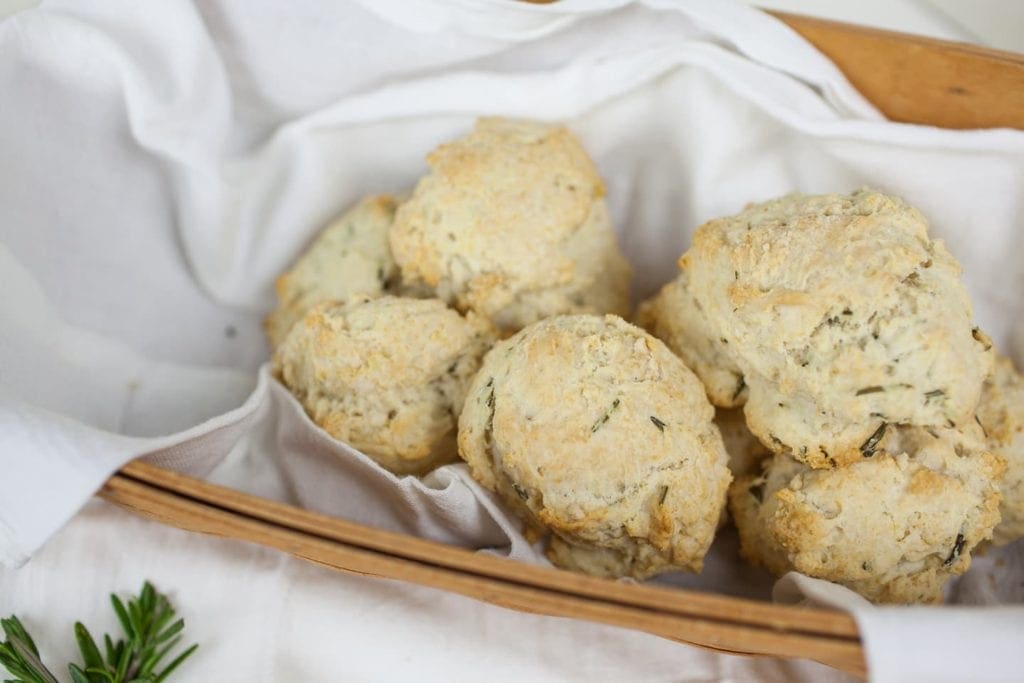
xmin=109 ymin=597 xmax=131 ymax=640
xmin=74 ymin=623 xmax=105 ymax=679
xmin=860 ymin=423 xmax=888 ymax=458
xmin=68 ymin=665 xmax=93 ymax=683
xmin=1 ymin=616 xmax=58 ymax=683
xmin=1 ymin=583 xmax=196 ymax=683
xmin=591 ymin=398 xmax=621 ymax=433
xmin=153 ymin=644 xmax=198 ymax=683
xmin=151 ymin=620 xmax=184 ymax=649
xmin=944 ymin=533 xmax=966 ymax=567
xmin=975 ymin=415 xmax=988 ymax=439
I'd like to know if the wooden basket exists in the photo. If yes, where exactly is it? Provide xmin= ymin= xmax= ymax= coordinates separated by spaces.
xmin=98 ymin=13 xmax=1024 ymax=679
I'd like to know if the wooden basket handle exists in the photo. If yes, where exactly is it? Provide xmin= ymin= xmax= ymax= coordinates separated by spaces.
xmin=100 ymin=461 xmax=866 ymax=676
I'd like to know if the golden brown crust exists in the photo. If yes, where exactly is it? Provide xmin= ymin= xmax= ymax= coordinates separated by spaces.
xmin=730 ymin=422 xmax=1004 ymax=604
xmin=389 ymin=118 xmax=630 ymax=332
xmin=458 ymin=314 xmax=731 ymax=579
xmin=686 ymin=189 xmax=993 ymax=467
xmin=265 ymin=194 xmax=403 ymax=348
xmin=274 ymin=296 xmax=495 ymax=475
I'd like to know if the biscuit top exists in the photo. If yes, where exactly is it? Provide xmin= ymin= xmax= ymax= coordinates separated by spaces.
xmin=389 ymin=118 xmax=611 ymax=325
xmin=266 ymin=194 xmax=401 ymax=348
xmin=274 ymin=295 xmax=494 ymax=473
xmin=277 ymin=295 xmax=489 ymax=392
xmin=458 ymin=314 xmax=731 ymax=574
xmin=978 ymin=355 xmax=1024 ymax=545
xmin=472 ymin=314 xmax=720 ymax=501
xmin=687 ymin=189 xmax=993 ymax=466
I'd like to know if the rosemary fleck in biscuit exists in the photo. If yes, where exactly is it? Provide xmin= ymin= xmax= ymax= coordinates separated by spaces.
xmin=274 ymin=296 xmax=494 ymax=475
xmin=730 ymin=422 xmax=1004 ymax=604
xmin=458 ymin=314 xmax=731 ymax=579
xmin=978 ymin=354 xmax=1024 ymax=545
xmin=265 ymin=194 xmax=403 ymax=349
xmin=687 ymin=189 xmax=993 ymax=468
xmin=389 ymin=118 xmax=631 ymax=332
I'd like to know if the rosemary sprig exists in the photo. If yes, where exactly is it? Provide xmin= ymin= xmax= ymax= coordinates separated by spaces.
xmin=0 ymin=616 xmax=57 ymax=683
xmin=0 ymin=581 xmax=197 ymax=683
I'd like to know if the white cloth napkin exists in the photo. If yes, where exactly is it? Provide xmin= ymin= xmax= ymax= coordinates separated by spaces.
xmin=2 ymin=500 xmax=852 ymax=682
xmin=2 ymin=1 xmax=1024 ymax=680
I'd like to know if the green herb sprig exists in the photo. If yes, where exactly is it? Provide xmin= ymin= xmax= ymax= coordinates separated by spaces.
xmin=0 ymin=581 xmax=197 ymax=683
xmin=0 ymin=615 xmax=55 ymax=683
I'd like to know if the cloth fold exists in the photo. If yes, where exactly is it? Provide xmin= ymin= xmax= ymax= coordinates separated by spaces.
xmin=2 ymin=1 xmax=1024 ymax=680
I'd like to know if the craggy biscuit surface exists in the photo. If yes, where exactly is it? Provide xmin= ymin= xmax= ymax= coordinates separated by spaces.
xmin=458 ymin=314 xmax=731 ymax=579
xmin=636 ymin=265 xmax=746 ymax=407
xmin=266 ymin=194 xmax=402 ymax=348
xmin=389 ymin=118 xmax=631 ymax=332
xmin=687 ymin=189 xmax=993 ymax=467
xmin=978 ymin=355 xmax=1024 ymax=545
xmin=274 ymin=296 xmax=494 ymax=475
xmin=730 ymin=423 xmax=1004 ymax=604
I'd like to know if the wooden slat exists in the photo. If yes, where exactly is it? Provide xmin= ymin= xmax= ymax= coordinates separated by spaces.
xmin=771 ymin=11 xmax=1024 ymax=130
xmin=116 ymin=461 xmax=857 ymax=638
xmin=100 ymin=465 xmax=866 ymax=677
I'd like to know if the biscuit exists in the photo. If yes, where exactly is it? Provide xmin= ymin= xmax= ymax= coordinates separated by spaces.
xmin=635 ymin=264 xmax=747 ymax=407
xmin=265 ymin=194 xmax=403 ymax=348
xmin=274 ymin=296 xmax=494 ymax=475
xmin=686 ymin=189 xmax=993 ymax=468
xmin=458 ymin=314 xmax=731 ymax=579
xmin=977 ymin=354 xmax=1024 ymax=545
xmin=709 ymin=408 xmax=769 ymax=528
xmin=715 ymin=408 xmax=770 ymax=480
xmin=389 ymin=118 xmax=631 ymax=332
xmin=730 ymin=422 xmax=1004 ymax=603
